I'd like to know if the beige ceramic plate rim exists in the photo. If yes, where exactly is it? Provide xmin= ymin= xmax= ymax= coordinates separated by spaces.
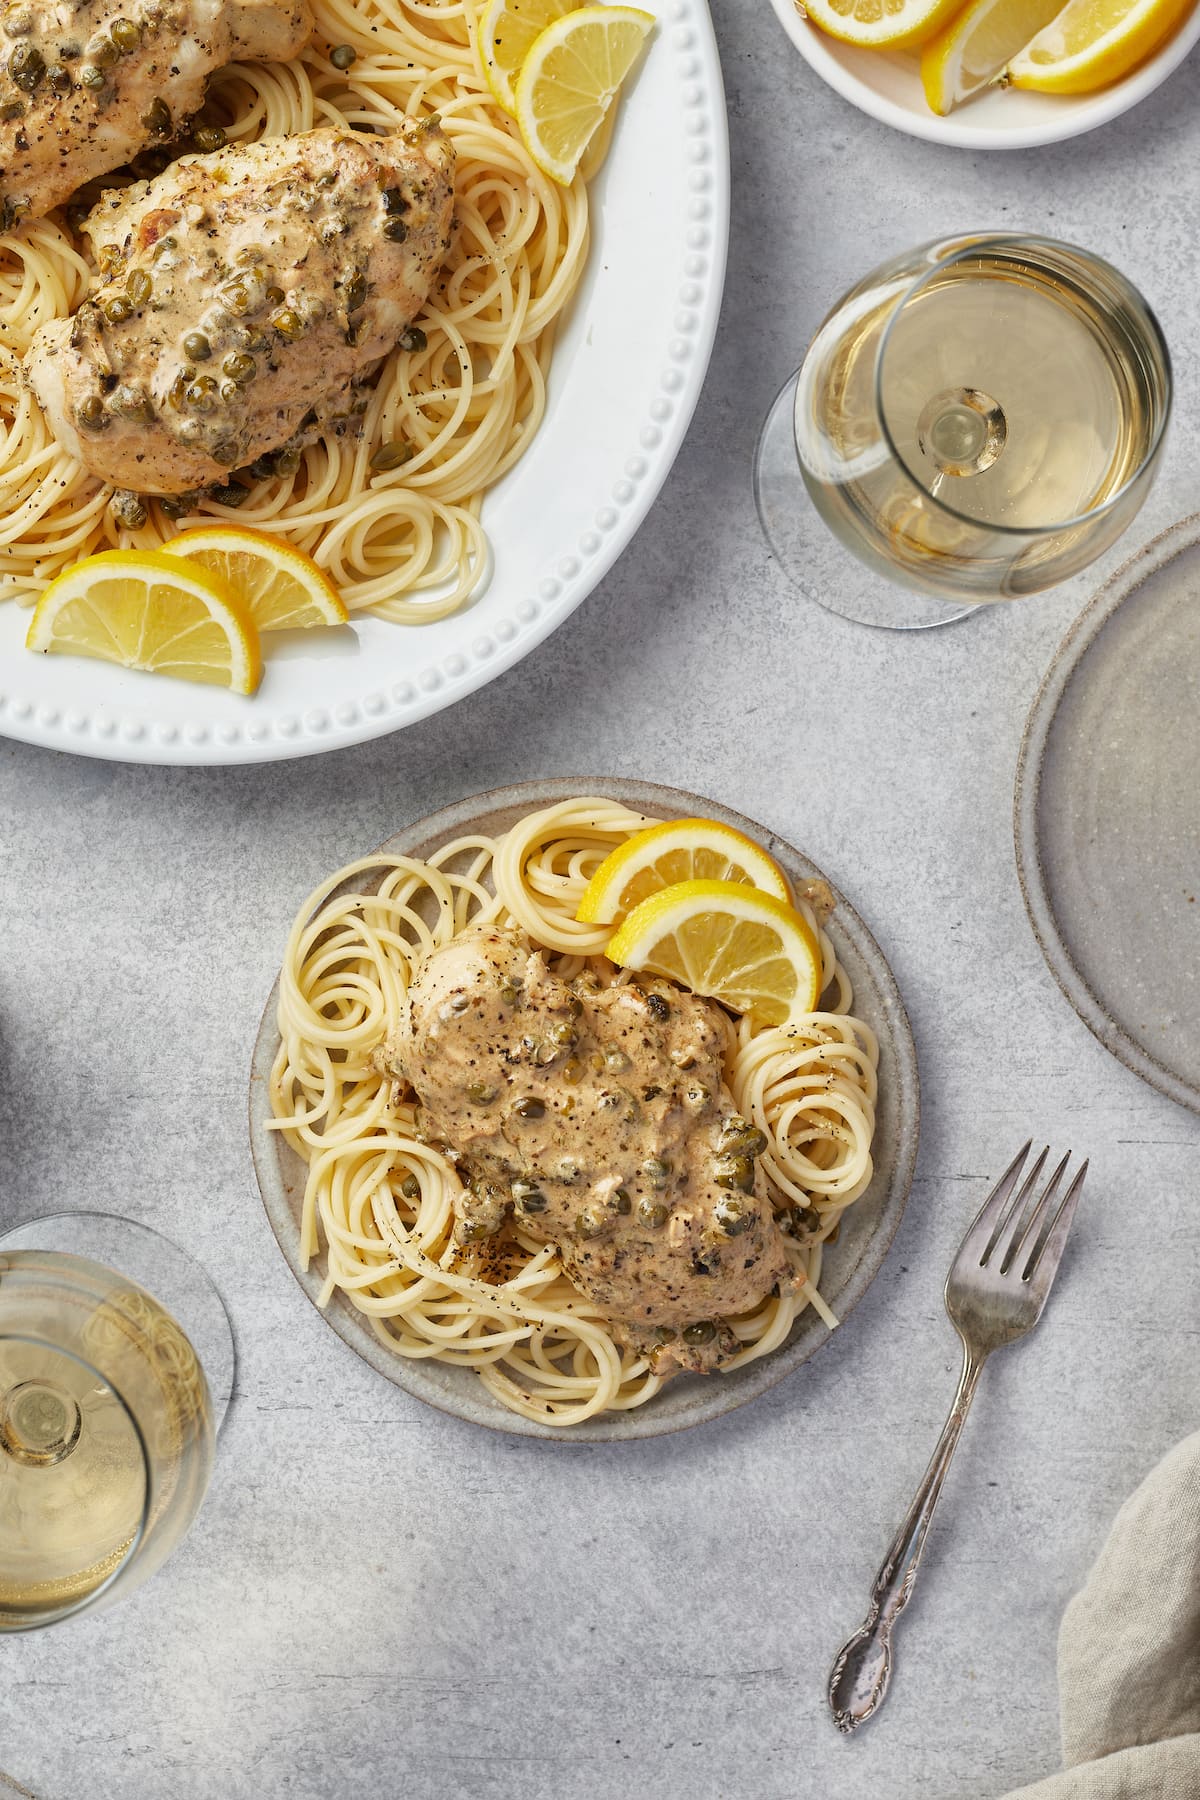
xmin=1014 ymin=512 xmax=1200 ymax=1117
xmin=248 ymin=779 xmax=920 ymax=1440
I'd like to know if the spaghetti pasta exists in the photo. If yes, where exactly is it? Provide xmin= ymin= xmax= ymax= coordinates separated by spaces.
xmin=0 ymin=0 xmax=591 ymax=618
xmin=267 ymin=799 xmax=880 ymax=1426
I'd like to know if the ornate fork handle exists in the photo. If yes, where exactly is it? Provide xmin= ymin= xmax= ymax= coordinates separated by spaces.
xmin=829 ymin=1342 xmax=988 ymax=1734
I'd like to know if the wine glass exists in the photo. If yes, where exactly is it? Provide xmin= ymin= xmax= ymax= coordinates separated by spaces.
xmin=754 ymin=233 xmax=1172 ymax=629
xmin=0 ymin=1212 xmax=235 ymax=1631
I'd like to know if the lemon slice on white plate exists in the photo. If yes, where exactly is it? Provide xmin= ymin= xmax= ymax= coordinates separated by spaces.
xmin=25 ymin=550 xmax=262 ymax=693
xmin=480 ymin=0 xmax=580 ymax=113
xmin=577 ymin=817 xmax=791 ymax=925
xmin=515 ymin=5 xmax=654 ymax=185
xmin=921 ymin=0 xmax=1071 ymax=109
xmin=161 ymin=525 xmax=348 ymax=633
xmin=1007 ymin=0 xmax=1196 ymax=89
xmin=605 ymin=879 xmax=824 ymax=1027
xmin=802 ymin=0 xmax=967 ymax=53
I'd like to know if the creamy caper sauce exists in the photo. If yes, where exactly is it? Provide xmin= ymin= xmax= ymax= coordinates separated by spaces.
xmin=0 ymin=0 xmax=312 ymax=226
xmin=378 ymin=929 xmax=804 ymax=1376
xmin=25 ymin=120 xmax=454 ymax=496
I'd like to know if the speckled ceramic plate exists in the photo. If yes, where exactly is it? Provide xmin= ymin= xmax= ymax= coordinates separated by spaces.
xmin=249 ymin=779 xmax=919 ymax=1440
xmin=0 ymin=0 xmax=728 ymax=765
xmin=1015 ymin=515 xmax=1200 ymax=1116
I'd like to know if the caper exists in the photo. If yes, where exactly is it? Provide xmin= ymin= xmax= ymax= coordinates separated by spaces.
xmin=1 ymin=7 xmax=31 ymax=35
xmin=274 ymin=446 xmax=301 ymax=478
xmin=315 ymin=169 xmax=337 ymax=188
xmin=684 ymin=1083 xmax=710 ymax=1109
xmin=722 ymin=1118 xmax=767 ymax=1157
xmin=109 ymin=489 xmax=147 ymax=528
xmin=606 ymin=1187 xmax=629 ymax=1216
xmin=512 ymin=1095 xmax=544 ymax=1120
xmin=111 ymin=17 xmax=140 ymax=48
xmin=110 ymin=384 xmax=152 ymax=420
xmin=605 ymin=1049 xmax=632 ymax=1074
xmin=512 ymin=1182 xmax=547 ymax=1215
xmin=217 ymin=382 xmax=238 ymax=403
xmin=223 ymin=352 xmax=259 ymax=388
xmin=76 ymin=395 xmax=108 ymax=430
xmin=784 ymin=1205 xmax=822 ymax=1237
xmin=236 ymin=244 xmax=266 ymax=265
xmin=642 ymin=1157 xmax=671 ymax=1189
xmin=714 ymin=1154 xmax=755 ymax=1195
xmin=713 ymin=1197 xmax=751 ymax=1237
xmin=444 ymin=993 xmax=470 ymax=1016
xmin=152 ymin=234 xmax=177 ymax=257
xmin=142 ymin=97 xmax=170 ymax=133
xmin=223 ymin=282 xmax=253 ymax=315
xmin=646 ymin=992 xmax=670 ymax=1021
xmin=45 ymin=63 xmax=69 ymax=93
xmin=575 ymin=1207 xmax=606 ymax=1240
xmin=400 ymin=1174 xmax=420 ymax=1200
xmin=185 ymin=376 xmax=218 ymax=411
xmin=398 ymin=327 xmax=427 ymax=353
xmin=682 ymin=1320 xmax=716 ymax=1345
xmin=270 ymin=306 xmax=303 ymax=338
xmin=692 ymin=1250 xmax=722 ymax=1277
xmin=381 ymin=185 xmax=406 ymax=214
xmin=193 ymin=124 xmax=226 ymax=152
xmin=125 ymin=270 xmax=152 ymax=305
xmin=8 ymin=42 xmax=42 ymax=88
xmin=466 ymin=1080 xmax=496 ymax=1105
xmin=344 ymin=270 xmax=367 ymax=311
xmin=458 ymin=1216 xmax=500 ymax=1244
xmin=89 ymin=35 xmax=120 ymax=66
xmin=103 ymin=295 xmax=133 ymax=324
xmin=369 ymin=441 xmax=413 ymax=473
xmin=209 ymin=447 xmax=242 ymax=472
xmin=167 ymin=368 xmax=195 ymax=409
xmin=0 ymin=97 xmax=23 ymax=119
xmin=1 ymin=192 xmax=28 ymax=222
xmin=423 ymin=111 xmax=441 ymax=129
xmin=533 ymin=1040 xmax=561 ymax=1068
xmin=158 ymin=492 xmax=197 ymax=519
xmin=548 ymin=1020 xmax=577 ymax=1048
xmin=183 ymin=331 xmax=211 ymax=361
xmin=638 ymin=1198 xmax=669 ymax=1229
xmin=560 ymin=1056 xmax=582 ymax=1086
xmin=497 ymin=982 xmax=519 ymax=1007
xmin=79 ymin=64 xmax=105 ymax=88
xmin=329 ymin=41 xmax=356 ymax=67
xmin=651 ymin=1325 xmax=677 ymax=1343
xmin=96 ymin=243 xmax=122 ymax=276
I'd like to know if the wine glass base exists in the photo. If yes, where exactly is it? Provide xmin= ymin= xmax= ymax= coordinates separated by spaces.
xmin=0 ymin=1213 xmax=235 ymax=1433
xmin=754 ymin=373 xmax=980 ymax=631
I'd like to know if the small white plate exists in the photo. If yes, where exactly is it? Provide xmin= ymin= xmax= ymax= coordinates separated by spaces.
xmin=0 ymin=0 xmax=729 ymax=765
xmin=248 ymin=780 xmax=920 ymax=1440
xmin=766 ymin=0 xmax=1200 ymax=149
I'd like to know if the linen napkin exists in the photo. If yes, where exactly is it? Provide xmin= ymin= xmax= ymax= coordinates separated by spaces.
xmin=1001 ymin=1430 xmax=1200 ymax=1797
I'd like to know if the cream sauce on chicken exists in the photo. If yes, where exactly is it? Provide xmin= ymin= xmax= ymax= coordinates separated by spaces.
xmin=25 ymin=121 xmax=454 ymax=495
xmin=378 ymin=929 xmax=802 ymax=1375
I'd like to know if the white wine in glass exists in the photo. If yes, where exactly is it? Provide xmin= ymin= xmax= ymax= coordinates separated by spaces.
xmin=0 ymin=1217 xmax=229 ymax=1631
xmin=755 ymin=234 xmax=1172 ymax=628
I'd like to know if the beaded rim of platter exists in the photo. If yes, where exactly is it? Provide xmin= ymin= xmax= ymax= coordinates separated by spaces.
xmin=248 ymin=779 xmax=921 ymax=1441
xmin=0 ymin=0 xmax=730 ymax=765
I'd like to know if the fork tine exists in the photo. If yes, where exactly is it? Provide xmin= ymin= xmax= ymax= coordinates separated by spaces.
xmin=998 ymin=1148 xmax=1066 ymax=1274
xmin=985 ymin=1145 xmax=1048 ymax=1269
xmin=954 ymin=1141 xmax=1032 ymax=1268
xmin=1022 ymin=1159 xmax=1088 ymax=1289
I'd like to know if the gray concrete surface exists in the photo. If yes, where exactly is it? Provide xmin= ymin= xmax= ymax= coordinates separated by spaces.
xmin=2 ymin=7 xmax=1199 ymax=1796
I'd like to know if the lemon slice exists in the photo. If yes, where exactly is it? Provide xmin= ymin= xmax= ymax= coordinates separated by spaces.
xmin=605 ymin=880 xmax=823 ymax=1027
xmin=921 ymin=0 xmax=1069 ymax=109
xmin=161 ymin=525 xmax=348 ymax=633
xmin=577 ymin=818 xmax=791 ymax=926
xmin=26 ymin=549 xmax=262 ymax=692
xmin=480 ymin=0 xmax=579 ymax=114
xmin=803 ymin=0 xmax=967 ymax=52
xmin=514 ymin=6 xmax=654 ymax=186
xmin=1007 ymin=0 xmax=1194 ymax=89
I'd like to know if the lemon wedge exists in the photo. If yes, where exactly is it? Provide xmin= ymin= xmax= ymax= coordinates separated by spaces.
xmin=480 ymin=0 xmax=580 ymax=114
xmin=605 ymin=880 xmax=823 ymax=1028
xmin=577 ymin=818 xmax=791 ymax=926
xmin=25 ymin=549 xmax=262 ymax=693
xmin=1007 ymin=0 xmax=1194 ymax=89
xmin=161 ymin=525 xmax=348 ymax=633
xmin=803 ymin=0 xmax=966 ymax=53
xmin=514 ymin=6 xmax=654 ymax=185
xmin=921 ymin=0 xmax=1070 ymax=108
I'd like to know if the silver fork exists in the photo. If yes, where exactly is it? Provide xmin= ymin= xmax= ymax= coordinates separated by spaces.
xmin=828 ymin=1141 xmax=1088 ymax=1735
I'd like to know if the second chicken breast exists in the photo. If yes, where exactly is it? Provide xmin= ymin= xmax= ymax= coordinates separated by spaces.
xmin=25 ymin=121 xmax=455 ymax=495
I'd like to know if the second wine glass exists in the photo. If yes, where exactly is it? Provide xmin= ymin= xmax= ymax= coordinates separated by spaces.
xmin=755 ymin=233 xmax=1172 ymax=629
